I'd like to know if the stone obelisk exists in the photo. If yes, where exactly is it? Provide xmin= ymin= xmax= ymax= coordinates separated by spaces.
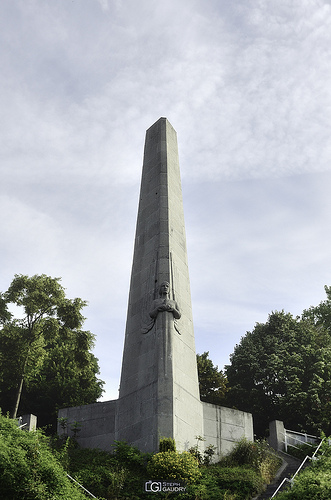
xmin=58 ymin=118 xmax=253 ymax=457
xmin=115 ymin=117 xmax=203 ymax=452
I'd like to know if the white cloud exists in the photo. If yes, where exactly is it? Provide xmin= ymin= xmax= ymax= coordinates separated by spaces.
xmin=1 ymin=0 xmax=331 ymax=399
xmin=96 ymin=0 xmax=109 ymax=12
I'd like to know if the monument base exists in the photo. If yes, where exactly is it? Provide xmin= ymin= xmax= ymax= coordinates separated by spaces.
xmin=58 ymin=399 xmax=253 ymax=460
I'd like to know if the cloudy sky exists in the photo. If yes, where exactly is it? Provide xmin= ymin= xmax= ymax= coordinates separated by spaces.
xmin=2 ymin=0 xmax=331 ymax=400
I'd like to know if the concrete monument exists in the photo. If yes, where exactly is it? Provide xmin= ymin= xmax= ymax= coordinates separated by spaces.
xmin=58 ymin=118 xmax=253 ymax=457
xmin=116 ymin=118 xmax=204 ymax=452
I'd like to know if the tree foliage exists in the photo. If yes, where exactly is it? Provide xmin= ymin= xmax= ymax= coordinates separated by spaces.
xmin=0 ymin=274 xmax=104 ymax=429
xmin=0 ymin=412 xmax=87 ymax=500
xmin=225 ymin=301 xmax=331 ymax=437
xmin=197 ymin=351 xmax=228 ymax=405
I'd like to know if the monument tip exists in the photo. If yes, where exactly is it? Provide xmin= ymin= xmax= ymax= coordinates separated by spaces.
xmin=147 ymin=117 xmax=173 ymax=132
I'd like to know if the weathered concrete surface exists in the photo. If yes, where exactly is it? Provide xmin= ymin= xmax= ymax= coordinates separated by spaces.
xmin=58 ymin=398 xmax=253 ymax=459
xmin=269 ymin=420 xmax=285 ymax=451
xmin=58 ymin=401 xmax=117 ymax=451
xmin=202 ymin=403 xmax=254 ymax=459
xmin=116 ymin=118 xmax=203 ymax=452
xmin=20 ymin=414 xmax=37 ymax=431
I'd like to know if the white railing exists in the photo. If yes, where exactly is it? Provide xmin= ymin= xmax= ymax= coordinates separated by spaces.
xmin=271 ymin=437 xmax=325 ymax=498
xmin=283 ymin=428 xmax=319 ymax=453
xmin=67 ymin=474 xmax=97 ymax=498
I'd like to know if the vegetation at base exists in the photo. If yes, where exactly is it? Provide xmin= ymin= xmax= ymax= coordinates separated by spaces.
xmin=0 ymin=412 xmax=282 ymax=500
xmin=221 ymin=438 xmax=281 ymax=483
xmin=55 ymin=440 xmax=152 ymax=499
xmin=0 ymin=274 xmax=104 ymax=431
xmin=62 ymin=436 xmax=281 ymax=499
xmin=285 ymin=441 xmax=318 ymax=461
xmin=225 ymin=286 xmax=331 ymax=437
xmin=147 ymin=450 xmax=201 ymax=483
xmin=274 ymin=438 xmax=331 ymax=500
xmin=159 ymin=436 xmax=177 ymax=452
xmin=196 ymin=466 xmax=264 ymax=500
xmin=188 ymin=435 xmax=216 ymax=466
xmin=0 ymin=412 xmax=86 ymax=500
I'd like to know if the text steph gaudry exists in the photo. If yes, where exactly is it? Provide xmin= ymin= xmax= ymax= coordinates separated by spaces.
xmin=144 ymin=480 xmax=187 ymax=493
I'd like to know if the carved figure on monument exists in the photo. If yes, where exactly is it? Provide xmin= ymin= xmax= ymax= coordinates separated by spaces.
xmin=149 ymin=281 xmax=181 ymax=320
xmin=141 ymin=281 xmax=181 ymax=334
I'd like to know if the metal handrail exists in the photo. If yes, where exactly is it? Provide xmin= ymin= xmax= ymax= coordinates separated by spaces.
xmin=67 ymin=474 xmax=97 ymax=498
xmin=311 ymin=438 xmax=325 ymax=459
xmin=271 ymin=477 xmax=291 ymax=498
xmin=282 ymin=429 xmax=319 ymax=452
xmin=283 ymin=429 xmax=318 ymax=439
xmin=284 ymin=442 xmax=313 ymax=451
xmin=271 ymin=438 xmax=325 ymax=498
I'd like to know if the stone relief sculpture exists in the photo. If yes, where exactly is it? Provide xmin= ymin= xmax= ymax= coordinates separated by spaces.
xmin=149 ymin=281 xmax=181 ymax=319
xmin=141 ymin=281 xmax=181 ymax=334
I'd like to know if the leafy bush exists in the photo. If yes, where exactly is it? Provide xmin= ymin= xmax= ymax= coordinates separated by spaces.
xmin=76 ymin=464 xmax=127 ymax=499
xmin=286 ymin=441 xmax=318 ymax=461
xmin=112 ymin=440 xmax=151 ymax=467
xmin=61 ymin=440 xmax=151 ymax=499
xmin=204 ymin=465 xmax=264 ymax=499
xmin=0 ymin=413 xmax=86 ymax=500
xmin=223 ymin=438 xmax=257 ymax=466
xmin=222 ymin=437 xmax=281 ymax=483
xmin=203 ymin=444 xmax=217 ymax=465
xmin=159 ymin=436 xmax=176 ymax=452
xmin=188 ymin=435 xmax=216 ymax=465
xmin=147 ymin=450 xmax=201 ymax=483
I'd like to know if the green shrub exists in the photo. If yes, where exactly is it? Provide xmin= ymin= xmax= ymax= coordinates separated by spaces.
xmin=188 ymin=436 xmax=216 ymax=466
xmin=159 ymin=436 xmax=176 ymax=452
xmin=286 ymin=442 xmax=318 ymax=461
xmin=75 ymin=464 xmax=127 ymax=498
xmin=221 ymin=437 xmax=281 ymax=483
xmin=0 ymin=412 xmax=284 ymax=500
xmin=112 ymin=440 xmax=150 ymax=468
xmin=206 ymin=465 xmax=264 ymax=499
xmin=203 ymin=443 xmax=217 ymax=465
xmin=223 ymin=438 xmax=257 ymax=466
xmin=64 ymin=441 xmax=149 ymax=499
xmin=147 ymin=450 xmax=201 ymax=483
xmin=0 ymin=413 xmax=86 ymax=500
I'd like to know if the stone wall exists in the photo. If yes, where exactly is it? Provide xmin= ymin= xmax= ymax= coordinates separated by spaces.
xmin=58 ymin=399 xmax=253 ymax=458
xmin=202 ymin=403 xmax=254 ymax=460
xmin=19 ymin=414 xmax=37 ymax=431
xmin=58 ymin=400 xmax=117 ymax=451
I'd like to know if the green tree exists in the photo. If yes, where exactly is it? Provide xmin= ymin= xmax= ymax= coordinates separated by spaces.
xmin=225 ymin=309 xmax=331 ymax=437
xmin=303 ymin=285 xmax=331 ymax=331
xmin=301 ymin=285 xmax=331 ymax=433
xmin=0 ymin=274 xmax=104 ymax=429
xmin=197 ymin=351 xmax=228 ymax=405
xmin=0 ymin=412 xmax=87 ymax=500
